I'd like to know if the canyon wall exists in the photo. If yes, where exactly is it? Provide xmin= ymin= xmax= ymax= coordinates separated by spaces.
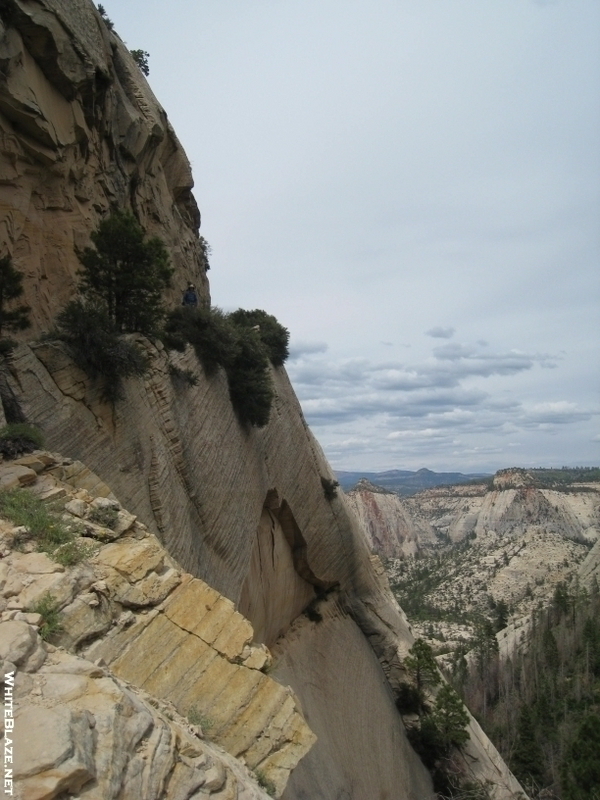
xmin=0 ymin=3 xmax=526 ymax=798
xmin=0 ymin=0 xmax=209 ymax=337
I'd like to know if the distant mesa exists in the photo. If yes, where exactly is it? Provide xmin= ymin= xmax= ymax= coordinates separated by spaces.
xmin=336 ymin=468 xmax=491 ymax=496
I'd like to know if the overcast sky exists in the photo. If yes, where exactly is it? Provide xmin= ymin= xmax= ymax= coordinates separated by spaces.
xmin=111 ymin=0 xmax=599 ymax=473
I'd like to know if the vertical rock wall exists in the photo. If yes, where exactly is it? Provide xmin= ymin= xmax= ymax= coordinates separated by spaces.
xmin=0 ymin=0 xmax=209 ymax=336
xmin=0 ymin=2 xmax=527 ymax=797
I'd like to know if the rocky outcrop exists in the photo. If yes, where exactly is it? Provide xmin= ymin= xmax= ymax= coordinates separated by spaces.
xmin=346 ymin=479 xmax=437 ymax=558
xmin=0 ymin=0 xmax=209 ymax=336
xmin=0 ymin=2 xmax=528 ymax=797
xmin=3 ymin=340 xmax=529 ymax=799
xmin=0 ymin=454 xmax=313 ymax=798
xmin=376 ymin=479 xmax=599 ymax=658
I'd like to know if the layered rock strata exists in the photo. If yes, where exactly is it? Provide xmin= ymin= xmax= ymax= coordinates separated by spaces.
xmin=0 ymin=0 xmax=209 ymax=336
xmin=0 ymin=1 xmax=528 ymax=797
xmin=5 ymin=341 xmax=527 ymax=800
xmin=0 ymin=453 xmax=314 ymax=798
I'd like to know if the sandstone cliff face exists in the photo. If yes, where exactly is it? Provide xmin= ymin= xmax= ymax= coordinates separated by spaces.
xmin=0 ymin=454 xmax=310 ymax=799
xmin=360 ymin=476 xmax=600 ymax=660
xmin=0 ymin=2 xmax=526 ymax=798
xmin=0 ymin=0 xmax=209 ymax=335
xmin=346 ymin=479 xmax=437 ymax=558
xmin=5 ymin=339 xmax=527 ymax=800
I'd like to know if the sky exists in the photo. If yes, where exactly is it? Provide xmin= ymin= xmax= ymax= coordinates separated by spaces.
xmin=110 ymin=0 xmax=599 ymax=473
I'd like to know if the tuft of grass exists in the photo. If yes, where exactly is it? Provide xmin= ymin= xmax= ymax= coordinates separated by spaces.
xmin=187 ymin=705 xmax=214 ymax=732
xmin=88 ymin=505 xmax=119 ymax=530
xmin=0 ymin=488 xmax=88 ymax=565
xmin=52 ymin=539 xmax=96 ymax=567
xmin=0 ymin=423 xmax=44 ymax=459
xmin=254 ymin=768 xmax=276 ymax=797
xmin=30 ymin=593 xmax=63 ymax=641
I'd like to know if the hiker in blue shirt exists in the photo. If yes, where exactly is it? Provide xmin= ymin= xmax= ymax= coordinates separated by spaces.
xmin=182 ymin=283 xmax=198 ymax=308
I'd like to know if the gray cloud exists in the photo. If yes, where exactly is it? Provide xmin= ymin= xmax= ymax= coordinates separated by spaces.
xmin=112 ymin=0 xmax=600 ymax=470
xmin=426 ymin=326 xmax=455 ymax=339
xmin=288 ymin=340 xmax=328 ymax=360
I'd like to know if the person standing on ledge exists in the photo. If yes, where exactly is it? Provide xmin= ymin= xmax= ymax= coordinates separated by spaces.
xmin=181 ymin=282 xmax=198 ymax=308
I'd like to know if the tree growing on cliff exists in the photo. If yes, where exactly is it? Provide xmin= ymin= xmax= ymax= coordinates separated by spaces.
xmin=0 ymin=256 xmax=31 ymax=340
xmin=130 ymin=49 xmax=150 ymax=76
xmin=78 ymin=210 xmax=173 ymax=335
xmin=54 ymin=299 xmax=149 ymax=402
xmin=228 ymin=308 xmax=290 ymax=367
xmin=404 ymin=638 xmax=441 ymax=710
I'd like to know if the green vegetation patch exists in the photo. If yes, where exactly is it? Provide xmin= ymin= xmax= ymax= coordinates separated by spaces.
xmin=0 ymin=423 xmax=44 ymax=459
xmin=53 ymin=299 xmax=149 ymax=403
xmin=254 ymin=768 xmax=276 ymax=797
xmin=455 ymin=580 xmax=600 ymax=798
xmin=163 ymin=305 xmax=289 ymax=428
xmin=30 ymin=592 xmax=63 ymax=641
xmin=0 ymin=488 xmax=91 ymax=565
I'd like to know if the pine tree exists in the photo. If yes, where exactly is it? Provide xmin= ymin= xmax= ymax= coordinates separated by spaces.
xmin=430 ymin=684 xmax=470 ymax=752
xmin=404 ymin=639 xmax=441 ymax=713
xmin=561 ymin=713 xmax=600 ymax=800
xmin=78 ymin=210 xmax=173 ymax=335
xmin=0 ymin=256 xmax=30 ymax=338
xmin=511 ymin=704 xmax=545 ymax=793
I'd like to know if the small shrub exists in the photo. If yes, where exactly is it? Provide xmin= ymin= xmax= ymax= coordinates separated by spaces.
xmin=187 ymin=705 xmax=214 ymax=733
xmin=396 ymin=682 xmax=423 ymax=715
xmin=228 ymin=308 xmax=290 ymax=367
xmin=321 ymin=476 xmax=339 ymax=501
xmin=130 ymin=49 xmax=149 ymax=76
xmin=0 ymin=338 xmax=17 ymax=357
xmin=0 ymin=423 xmax=44 ymax=458
xmin=162 ymin=306 xmax=280 ymax=428
xmin=254 ymin=768 xmax=276 ymax=797
xmin=225 ymin=328 xmax=273 ymax=427
xmin=163 ymin=307 xmax=238 ymax=376
xmin=304 ymin=599 xmax=323 ymax=623
xmin=30 ymin=593 xmax=63 ymax=640
xmin=97 ymin=5 xmax=114 ymax=31
xmin=88 ymin=505 xmax=119 ymax=530
xmin=168 ymin=364 xmax=199 ymax=387
xmin=0 ymin=488 xmax=88 ymax=564
xmin=54 ymin=299 xmax=149 ymax=402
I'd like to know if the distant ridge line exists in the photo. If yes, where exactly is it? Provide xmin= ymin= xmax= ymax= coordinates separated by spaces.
xmin=336 ymin=468 xmax=491 ymax=496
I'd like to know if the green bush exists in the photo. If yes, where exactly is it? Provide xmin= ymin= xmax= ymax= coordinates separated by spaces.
xmin=225 ymin=328 xmax=273 ymax=427
xmin=130 ymin=49 xmax=150 ymax=76
xmin=30 ymin=592 xmax=63 ymax=641
xmin=168 ymin=364 xmax=199 ymax=387
xmin=97 ymin=4 xmax=114 ymax=30
xmin=321 ymin=476 xmax=339 ymax=501
xmin=396 ymin=682 xmax=422 ymax=714
xmin=162 ymin=306 xmax=285 ymax=428
xmin=229 ymin=308 xmax=290 ymax=367
xmin=163 ymin=307 xmax=238 ymax=376
xmin=88 ymin=505 xmax=119 ymax=530
xmin=54 ymin=299 xmax=149 ymax=402
xmin=0 ymin=488 xmax=88 ymax=565
xmin=0 ymin=423 xmax=44 ymax=458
